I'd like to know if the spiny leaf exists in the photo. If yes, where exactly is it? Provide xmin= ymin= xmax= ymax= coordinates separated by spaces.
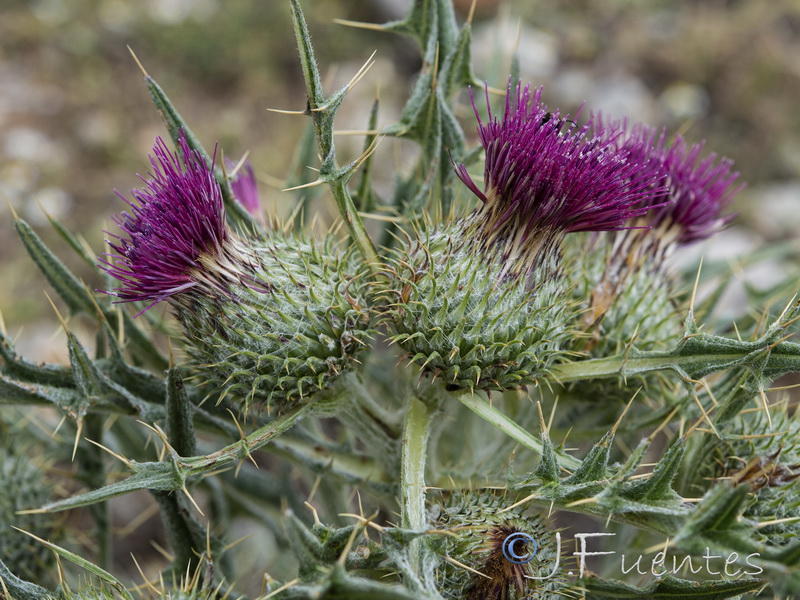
xmin=15 ymin=217 xmax=94 ymax=315
xmin=143 ymin=74 xmax=262 ymax=234
xmin=620 ymin=439 xmax=685 ymax=503
xmin=0 ymin=373 xmax=91 ymax=418
xmin=564 ymin=431 xmax=613 ymax=485
xmin=0 ymin=558 xmax=52 ymax=600
xmin=36 ymin=462 xmax=180 ymax=512
xmin=11 ymin=529 xmax=132 ymax=599
xmin=457 ymin=392 xmax=581 ymax=470
xmin=0 ymin=331 xmax=74 ymax=388
xmin=38 ymin=403 xmax=313 ymax=512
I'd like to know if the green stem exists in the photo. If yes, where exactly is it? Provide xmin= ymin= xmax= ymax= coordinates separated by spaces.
xmin=550 ymin=342 xmax=800 ymax=383
xmin=270 ymin=435 xmax=393 ymax=489
xmin=401 ymin=393 xmax=437 ymax=574
xmin=182 ymin=403 xmax=314 ymax=474
xmin=288 ymin=0 xmax=380 ymax=270
xmin=329 ymin=180 xmax=381 ymax=270
xmin=82 ymin=414 xmax=111 ymax=570
xmin=457 ymin=392 xmax=582 ymax=470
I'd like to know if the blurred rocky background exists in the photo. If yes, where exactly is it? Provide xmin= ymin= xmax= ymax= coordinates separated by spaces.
xmin=1 ymin=0 xmax=798 ymax=589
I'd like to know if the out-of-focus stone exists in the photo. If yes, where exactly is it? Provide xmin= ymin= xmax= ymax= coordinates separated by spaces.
xmin=659 ymin=81 xmax=709 ymax=122
xmin=748 ymin=182 xmax=800 ymax=238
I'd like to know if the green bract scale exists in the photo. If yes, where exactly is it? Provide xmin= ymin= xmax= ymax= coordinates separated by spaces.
xmin=0 ymin=448 xmax=55 ymax=582
xmin=176 ymin=234 xmax=370 ymax=410
xmin=566 ymin=231 xmax=680 ymax=358
xmin=713 ymin=410 xmax=800 ymax=546
xmin=385 ymin=222 xmax=572 ymax=392
xmin=432 ymin=492 xmax=568 ymax=600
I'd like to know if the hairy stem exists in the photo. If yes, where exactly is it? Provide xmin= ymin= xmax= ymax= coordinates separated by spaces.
xmin=550 ymin=340 xmax=800 ymax=383
xmin=401 ymin=393 xmax=437 ymax=574
xmin=457 ymin=392 xmax=582 ymax=470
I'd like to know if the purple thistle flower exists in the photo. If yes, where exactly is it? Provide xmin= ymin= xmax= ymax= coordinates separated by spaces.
xmin=619 ymin=124 xmax=742 ymax=244
xmin=455 ymin=83 xmax=667 ymax=272
xmin=228 ymin=158 xmax=261 ymax=216
xmin=99 ymin=133 xmax=227 ymax=311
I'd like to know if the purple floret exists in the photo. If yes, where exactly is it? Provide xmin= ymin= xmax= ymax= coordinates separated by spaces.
xmin=455 ymin=84 xmax=667 ymax=252
xmin=229 ymin=159 xmax=261 ymax=216
xmin=621 ymin=125 xmax=741 ymax=244
xmin=100 ymin=133 xmax=227 ymax=311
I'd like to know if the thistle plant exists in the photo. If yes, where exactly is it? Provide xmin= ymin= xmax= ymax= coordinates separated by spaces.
xmin=101 ymin=134 xmax=371 ymax=413
xmin=2 ymin=1 xmax=800 ymax=599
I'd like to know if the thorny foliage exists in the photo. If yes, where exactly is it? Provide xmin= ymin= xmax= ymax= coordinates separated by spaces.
xmin=1 ymin=1 xmax=799 ymax=599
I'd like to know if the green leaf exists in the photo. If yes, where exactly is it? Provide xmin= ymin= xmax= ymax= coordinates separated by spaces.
xmin=620 ymin=439 xmax=685 ymax=503
xmin=10 ymin=531 xmax=132 ymax=599
xmin=0 ymin=559 xmax=52 ymax=600
xmin=457 ymin=392 xmax=581 ymax=470
xmin=37 ymin=462 xmax=180 ymax=512
xmin=354 ymin=97 xmax=380 ymax=212
xmin=0 ymin=373 xmax=91 ymax=418
xmin=14 ymin=218 xmax=93 ymax=315
xmin=45 ymin=213 xmax=97 ymax=270
xmin=0 ymin=331 xmax=74 ymax=388
xmin=39 ymin=403 xmax=313 ymax=512
xmin=289 ymin=0 xmax=324 ymax=110
xmin=564 ymin=431 xmax=613 ymax=485
xmin=288 ymin=0 xmax=379 ymax=269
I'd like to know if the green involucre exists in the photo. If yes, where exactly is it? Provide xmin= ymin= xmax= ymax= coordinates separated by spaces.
xmin=176 ymin=233 xmax=371 ymax=413
xmin=384 ymin=223 xmax=574 ymax=392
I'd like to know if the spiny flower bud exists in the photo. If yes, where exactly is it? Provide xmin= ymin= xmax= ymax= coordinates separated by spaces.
xmin=0 ymin=447 xmax=55 ymax=582
xmin=385 ymin=223 xmax=572 ymax=392
xmin=570 ymin=126 xmax=742 ymax=357
xmin=101 ymin=134 xmax=370 ymax=412
xmin=565 ymin=232 xmax=680 ymax=358
xmin=431 ymin=492 xmax=567 ymax=600
xmin=712 ymin=410 xmax=800 ymax=546
xmin=228 ymin=157 xmax=262 ymax=216
xmin=385 ymin=84 xmax=668 ymax=392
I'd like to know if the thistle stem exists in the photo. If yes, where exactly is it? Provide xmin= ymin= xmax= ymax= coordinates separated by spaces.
xmin=401 ymin=392 xmax=437 ymax=574
xmin=550 ymin=341 xmax=800 ymax=383
xmin=288 ymin=0 xmax=380 ymax=271
xmin=457 ymin=392 xmax=582 ymax=470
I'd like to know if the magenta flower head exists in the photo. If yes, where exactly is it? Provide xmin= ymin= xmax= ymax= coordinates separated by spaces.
xmin=454 ymin=83 xmax=667 ymax=275
xmin=99 ymin=133 xmax=228 ymax=312
xmin=620 ymin=125 xmax=742 ymax=245
xmin=228 ymin=158 xmax=261 ymax=216
xmin=98 ymin=131 xmax=370 ymax=411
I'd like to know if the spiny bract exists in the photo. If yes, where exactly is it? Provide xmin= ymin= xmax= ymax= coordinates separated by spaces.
xmin=176 ymin=233 xmax=371 ymax=412
xmin=384 ymin=222 xmax=573 ymax=392
xmin=712 ymin=409 xmax=800 ymax=546
xmin=0 ymin=447 xmax=55 ymax=583
xmin=432 ymin=491 xmax=571 ymax=600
